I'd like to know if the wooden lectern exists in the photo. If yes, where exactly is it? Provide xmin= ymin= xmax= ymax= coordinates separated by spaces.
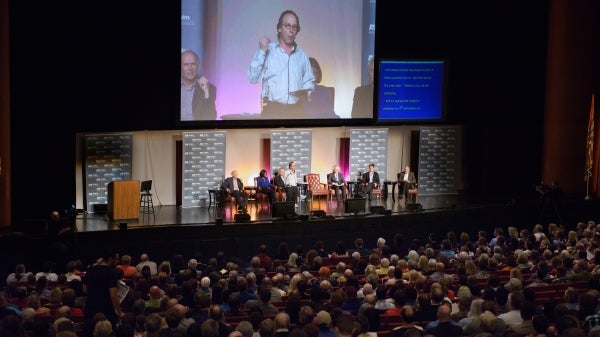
xmin=107 ymin=180 xmax=140 ymax=220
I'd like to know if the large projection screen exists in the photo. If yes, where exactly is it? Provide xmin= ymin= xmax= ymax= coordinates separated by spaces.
xmin=180 ymin=0 xmax=376 ymax=124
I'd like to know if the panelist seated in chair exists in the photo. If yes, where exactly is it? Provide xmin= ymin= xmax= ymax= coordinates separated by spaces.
xmin=273 ymin=167 xmax=287 ymax=200
xmin=399 ymin=165 xmax=417 ymax=202
xmin=257 ymin=169 xmax=276 ymax=204
xmin=359 ymin=163 xmax=380 ymax=199
xmin=327 ymin=164 xmax=346 ymax=202
xmin=222 ymin=170 xmax=248 ymax=211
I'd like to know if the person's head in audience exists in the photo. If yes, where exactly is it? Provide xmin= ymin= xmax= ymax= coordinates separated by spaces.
xmin=520 ymin=301 xmax=536 ymax=323
xmin=578 ymin=290 xmax=598 ymax=314
xmin=274 ymin=312 xmax=290 ymax=331
xmin=560 ymin=328 xmax=586 ymax=337
xmin=53 ymin=317 xmax=74 ymax=334
xmin=93 ymin=320 xmax=113 ymax=337
xmin=334 ymin=315 xmax=355 ymax=337
xmin=316 ymin=310 xmax=332 ymax=330
xmin=288 ymin=329 xmax=308 ymax=337
xmin=259 ymin=318 xmax=275 ymax=337
xmin=302 ymin=323 xmax=318 ymax=337
xmin=200 ymin=319 xmax=220 ymax=337
xmin=140 ymin=265 xmax=151 ymax=279
xmin=299 ymin=305 xmax=314 ymax=326
xmin=479 ymin=311 xmax=497 ymax=333
xmin=164 ymin=306 xmax=183 ymax=331
xmin=554 ymin=314 xmax=580 ymax=335
xmin=145 ymin=314 xmax=162 ymax=337
xmin=400 ymin=284 xmax=414 ymax=302
xmin=208 ymin=304 xmax=225 ymax=322
xmin=468 ymin=299 xmax=484 ymax=319
xmin=235 ymin=321 xmax=253 ymax=337
xmin=187 ymin=321 xmax=202 ymax=337
xmin=430 ymin=285 xmax=444 ymax=305
xmin=56 ymin=305 xmax=71 ymax=319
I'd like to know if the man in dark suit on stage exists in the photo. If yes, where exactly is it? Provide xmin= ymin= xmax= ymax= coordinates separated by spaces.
xmin=328 ymin=164 xmax=346 ymax=202
xmin=222 ymin=170 xmax=248 ymax=211
xmin=274 ymin=167 xmax=287 ymax=201
xmin=399 ymin=165 xmax=416 ymax=203
xmin=359 ymin=163 xmax=380 ymax=200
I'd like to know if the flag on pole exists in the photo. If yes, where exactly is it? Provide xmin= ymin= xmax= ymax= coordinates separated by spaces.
xmin=586 ymin=94 xmax=595 ymax=180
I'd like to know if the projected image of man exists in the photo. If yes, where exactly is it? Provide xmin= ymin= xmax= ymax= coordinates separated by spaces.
xmin=248 ymin=10 xmax=315 ymax=119
xmin=181 ymin=50 xmax=217 ymax=121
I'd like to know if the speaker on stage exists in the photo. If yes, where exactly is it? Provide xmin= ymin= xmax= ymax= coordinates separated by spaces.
xmin=407 ymin=203 xmax=423 ymax=211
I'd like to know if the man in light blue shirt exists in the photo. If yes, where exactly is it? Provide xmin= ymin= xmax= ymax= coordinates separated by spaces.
xmin=285 ymin=161 xmax=299 ymax=207
xmin=248 ymin=10 xmax=315 ymax=119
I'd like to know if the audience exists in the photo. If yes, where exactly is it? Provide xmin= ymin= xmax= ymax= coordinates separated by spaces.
xmin=4 ymin=221 xmax=600 ymax=337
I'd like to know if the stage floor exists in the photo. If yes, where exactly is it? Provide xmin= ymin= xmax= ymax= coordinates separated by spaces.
xmin=3 ymin=192 xmax=595 ymax=277
xmin=76 ymin=193 xmax=466 ymax=232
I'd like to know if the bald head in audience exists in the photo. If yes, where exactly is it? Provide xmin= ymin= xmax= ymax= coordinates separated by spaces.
xmin=361 ymin=283 xmax=373 ymax=296
xmin=56 ymin=305 xmax=72 ymax=319
xmin=149 ymin=286 xmax=162 ymax=299
xmin=274 ymin=312 xmax=290 ymax=330
xmin=437 ymin=303 xmax=452 ymax=322
xmin=364 ymin=293 xmax=376 ymax=306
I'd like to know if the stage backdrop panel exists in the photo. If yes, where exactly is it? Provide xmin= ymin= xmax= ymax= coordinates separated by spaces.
xmin=84 ymin=133 xmax=133 ymax=213
xmin=349 ymin=129 xmax=388 ymax=181
xmin=417 ymin=126 xmax=460 ymax=195
xmin=182 ymin=131 xmax=227 ymax=207
xmin=270 ymin=130 xmax=312 ymax=179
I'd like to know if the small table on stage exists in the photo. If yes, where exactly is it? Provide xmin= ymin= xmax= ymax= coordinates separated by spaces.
xmin=208 ymin=189 xmax=223 ymax=207
xmin=383 ymin=180 xmax=395 ymax=199
xmin=244 ymin=186 xmax=257 ymax=201
xmin=297 ymin=182 xmax=308 ymax=201
xmin=347 ymin=181 xmax=359 ymax=198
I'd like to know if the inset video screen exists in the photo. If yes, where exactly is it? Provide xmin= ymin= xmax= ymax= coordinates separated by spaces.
xmin=180 ymin=0 xmax=376 ymax=124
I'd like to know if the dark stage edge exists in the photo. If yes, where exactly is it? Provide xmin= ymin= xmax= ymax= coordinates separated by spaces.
xmin=1 ymin=194 xmax=599 ymax=277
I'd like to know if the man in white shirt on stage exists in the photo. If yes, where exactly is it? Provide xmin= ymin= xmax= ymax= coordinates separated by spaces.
xmin=285 ymin=162 xmax=299 ymax=207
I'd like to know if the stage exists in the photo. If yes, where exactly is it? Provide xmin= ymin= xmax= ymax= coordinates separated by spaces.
xmin=77 ymin=193 xmax=465 ymax=232
xmin=1 ymin=192 xmax=598 ymax=278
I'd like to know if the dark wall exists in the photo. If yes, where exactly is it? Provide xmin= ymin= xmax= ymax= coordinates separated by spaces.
xmin=9 ymin=1 xmax=549 ymax=221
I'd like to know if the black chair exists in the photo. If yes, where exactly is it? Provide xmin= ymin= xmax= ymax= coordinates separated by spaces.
xmin=140 ymin=180 xmax=155 ymax=221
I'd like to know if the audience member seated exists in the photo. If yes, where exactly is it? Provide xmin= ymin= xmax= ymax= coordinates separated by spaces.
xmin=136 ymin=253 xmax=158 ymax=276
xmin=6 ymin=264 xmax=33 ymax=285
xmin=424 ymin=304 xmax=463 ymax=337
xmin=117 ymin=255 xmax=137 ymax=278
xmin=5 ymin=220 xmax=600 ymax=337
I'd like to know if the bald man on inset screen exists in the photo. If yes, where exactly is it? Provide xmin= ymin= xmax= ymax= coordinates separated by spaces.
xmin=181 ymin=49 xmax=217 ymax=120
